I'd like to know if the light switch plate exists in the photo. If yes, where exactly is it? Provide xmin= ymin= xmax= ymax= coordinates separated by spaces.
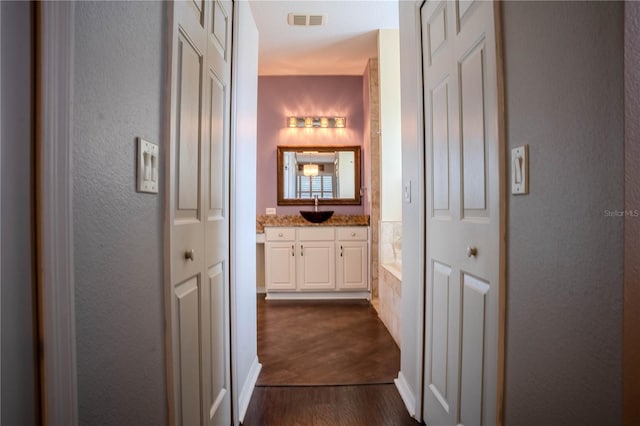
xmin=137 ymin=138 xmax=159 ymax=194
xmin=266 ymin=208 xmax=276 ymax=215
xmin=404 ymin=180 xmax=412 ymax=203
xmin=511 ymin=145 xmax=528 ymax=195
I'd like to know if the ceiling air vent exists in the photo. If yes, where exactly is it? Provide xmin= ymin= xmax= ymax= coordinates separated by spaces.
xmin=308 ymin=15 xmax=324 ymax=26
xmin=287 ymin=13 xmax=327 ymax=26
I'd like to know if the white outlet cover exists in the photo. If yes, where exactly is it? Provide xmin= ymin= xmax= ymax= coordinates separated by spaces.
xmin=137 ymin=138 xmax=159 ymax=194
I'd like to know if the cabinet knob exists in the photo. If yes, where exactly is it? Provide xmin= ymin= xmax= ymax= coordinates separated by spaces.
xmin=278 ymin=232 xmax=283 ymax=237
xmin=184 ymin=249 xmax=195 ymax=261
xmin=351 ymin=232 xmax=356 ymax=237
xmin=466 ymin=246 xmax=478 ymax=258
xmin=291 ymin=244 xmax=294 ymax=256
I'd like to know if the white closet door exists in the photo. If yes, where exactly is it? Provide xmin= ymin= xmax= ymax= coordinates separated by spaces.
xmin=167 ymin=1 xmax=233 ymax=425
xmin=421 ymin=1 xmax=504 ymax=425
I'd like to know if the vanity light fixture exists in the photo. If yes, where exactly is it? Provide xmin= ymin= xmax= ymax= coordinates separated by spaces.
xmin=286 ymin=116 xmax=347 ymax=129
xmin=303 ymin=164 xmax=319 ymax=177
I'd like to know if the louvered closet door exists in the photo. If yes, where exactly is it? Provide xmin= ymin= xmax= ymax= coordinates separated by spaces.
xmin=168 ymin=1 xmax=233 ymax=425
xmin=421 ymin=1 xmax=504 ymax=425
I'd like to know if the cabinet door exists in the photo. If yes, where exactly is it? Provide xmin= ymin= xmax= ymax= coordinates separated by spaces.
xmin=298 ymin=241 xmax=335 ymax=290
xmin=265 ymin=242 xmax=296 ymax=290
xmin=337 ymin=241 xmax=368 ymax=290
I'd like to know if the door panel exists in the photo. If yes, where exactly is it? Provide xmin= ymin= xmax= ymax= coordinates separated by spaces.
xmin=421 ymin=1 xmax=503 ymax=425
xmin=211 ymin=1 xmax=229 ymax=60
xmin=456 ymin=0 xmax=475 ymax=30
xmin=429 ymin=260 xmax=451 ymax=412
xmin=204 ymin=263 xmax=230 ymax=424
xmin=460 ymin=41 xmax=487 ymax=213
xmin=460 ymin=273 xmax=489 ymax=426
xmin=189 ymin=0 xmax=204 ymax=22
xmin=177 ymin=35 xmax=203 ymax=213
xmin=431 ymin=79 xmax=450 ymax=212
xmin=426 ymin=3 xmax=447 ymax=65
xmin=175 ymin=277 xmax=202 ymax=426
xmin=208 ymin=70 xmax=225 ymax=216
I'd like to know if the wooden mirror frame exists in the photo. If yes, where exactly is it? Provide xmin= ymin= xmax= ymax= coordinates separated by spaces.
xmin=276 ymin=145 xmax=362 ymax=206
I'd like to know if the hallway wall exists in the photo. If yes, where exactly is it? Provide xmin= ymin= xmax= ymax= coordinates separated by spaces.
xmin=72 ymin=2 xmax=167 ymax=424
xmin=397 ymin=1 xmax=424 ymax=416
xmin=501 ymin=2 xmax=623 ymax=424
xmin=232 ymin=1 xmax=261 ymax=423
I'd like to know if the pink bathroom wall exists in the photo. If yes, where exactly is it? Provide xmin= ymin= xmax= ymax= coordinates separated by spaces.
xmin=256 ymin=75 xmax=365 ymax=215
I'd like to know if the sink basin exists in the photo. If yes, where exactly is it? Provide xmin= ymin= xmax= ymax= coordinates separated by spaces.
xmin=300 ymin=210 xmax=334 ymax=223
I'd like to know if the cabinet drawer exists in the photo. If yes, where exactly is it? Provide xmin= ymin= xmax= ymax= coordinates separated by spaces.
xmin=265 ymin=227 xmax=296 ymax=241
xmin=298 ymin=227 xmax=335 ymax=241
xmin=337 ymin=227 xmax=368 ymax=241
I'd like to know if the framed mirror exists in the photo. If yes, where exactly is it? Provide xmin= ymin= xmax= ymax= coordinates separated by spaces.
xmin=277 ymin=145 xmax=361 ymax=205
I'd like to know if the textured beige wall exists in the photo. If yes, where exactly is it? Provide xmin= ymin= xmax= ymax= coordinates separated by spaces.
xmin=502 ymin=2 xmax=623 ymax=424
xmin=73 ymin=3 xmax=167 ymax=424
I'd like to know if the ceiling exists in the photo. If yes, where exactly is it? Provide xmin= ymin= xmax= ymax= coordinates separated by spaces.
xmin=248 ymin=0 xmax=399 ymax=76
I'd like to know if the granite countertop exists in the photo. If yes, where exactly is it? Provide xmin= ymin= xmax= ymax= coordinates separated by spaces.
xmin=256 ymin=214 xmax=370 ymax=233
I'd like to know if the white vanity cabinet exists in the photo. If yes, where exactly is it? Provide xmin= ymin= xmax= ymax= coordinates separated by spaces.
xmin=264 ymin=226 xmax=369 ymax=299
xmin=336 ymin=227 xmax=368 ymax=290
xmin=297 ymin=228 xmax=335 ymax=290
xmin=264 ymin=228 xmax=296 ymax=290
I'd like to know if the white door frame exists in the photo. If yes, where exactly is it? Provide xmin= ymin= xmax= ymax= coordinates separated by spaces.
xmin=36 ymin=2 xmax=78 ymax=425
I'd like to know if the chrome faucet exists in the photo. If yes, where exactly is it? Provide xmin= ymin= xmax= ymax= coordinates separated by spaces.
xmin=314 ymin=195 xmax=319 ymax=212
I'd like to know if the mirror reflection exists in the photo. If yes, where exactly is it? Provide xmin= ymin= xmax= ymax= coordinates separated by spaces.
xmin=277 ymin=146 xmax=361 ymax=205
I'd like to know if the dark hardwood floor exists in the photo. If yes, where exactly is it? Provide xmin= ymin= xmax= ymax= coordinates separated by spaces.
xmin=242 ymin=384 xmax=419 ymax=426
xmin=257 ymin=296 xmax=400 ymax=386
xmin=243 ymin=296 xmax=420 ymax=425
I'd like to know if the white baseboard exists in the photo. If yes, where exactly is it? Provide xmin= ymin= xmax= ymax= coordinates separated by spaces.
xmin=238 ymin=357 xmax=262 ymax=423
xmin=394 ymin=371 xmax=417 ymax=419
xmin=265 ymin=291 xmax=370 ymax=300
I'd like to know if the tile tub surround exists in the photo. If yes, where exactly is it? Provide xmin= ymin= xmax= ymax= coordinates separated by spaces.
xmin=379 ymin=221 xmax=402 ymax=266
xmin=379 ymin=264 xmax=402 ymax=346
xmin=377 ymin=221 xmax=402 ymax=346
xmin=256 ymin=214 xmax=370 ymax=233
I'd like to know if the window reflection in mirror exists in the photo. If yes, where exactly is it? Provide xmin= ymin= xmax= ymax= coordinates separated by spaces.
xmin=277 ymin=146 xmax=361 ymax=205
